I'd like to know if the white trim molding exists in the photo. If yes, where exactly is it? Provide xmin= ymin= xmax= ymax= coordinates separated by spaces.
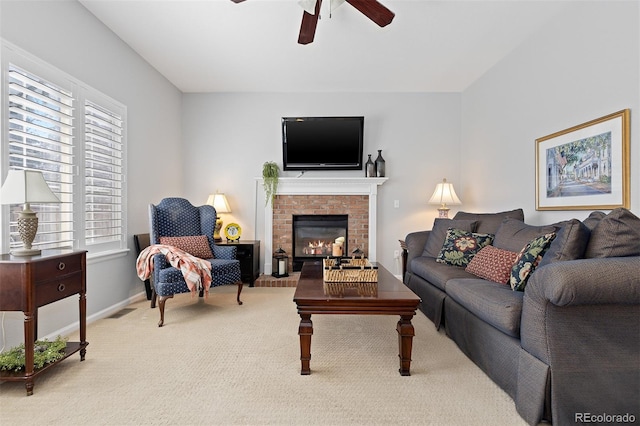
xmin=258 ymin=177 xmax=388 ymax=274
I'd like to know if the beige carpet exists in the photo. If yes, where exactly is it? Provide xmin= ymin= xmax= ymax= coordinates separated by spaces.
xmin=0 ymin=286 xmax=527 ymax=425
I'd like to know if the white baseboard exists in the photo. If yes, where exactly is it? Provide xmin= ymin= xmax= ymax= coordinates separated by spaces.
xmin=42 ymin=292 xmax=148 ymax=341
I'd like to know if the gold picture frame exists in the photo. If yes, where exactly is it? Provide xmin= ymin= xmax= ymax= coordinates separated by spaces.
xmin=536 ymin=109 xmax=630 ymax=211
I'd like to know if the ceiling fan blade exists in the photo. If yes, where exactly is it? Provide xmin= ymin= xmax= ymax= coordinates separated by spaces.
xmin=345 ymin=0 xmax=394 ymax=27
xmin=298 ymin=0 xmax=322 ymax=45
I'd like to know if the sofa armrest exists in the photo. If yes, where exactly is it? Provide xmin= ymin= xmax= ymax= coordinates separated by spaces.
xmin=525 ymin=257 xmax=640 ymax=307
xmin=404 ymin=231 xmax=430 ymax=275
xmin=520 ymin=257 xmax=639 ymax=423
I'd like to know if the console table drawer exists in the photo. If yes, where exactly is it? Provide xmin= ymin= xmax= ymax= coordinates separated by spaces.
xmin=33 ymin=255 xmax=82 ymax=282
xmin=35 ymin=272 xmax=83 ymax=306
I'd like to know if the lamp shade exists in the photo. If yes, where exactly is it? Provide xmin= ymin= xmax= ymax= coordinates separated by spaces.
xmin=0 ymin=170 xmax=60 ymax=205
xmin=206 ymin=192 xmax=231 ymax=214
xmin=428 ymin=178 xmax=461 ymax=206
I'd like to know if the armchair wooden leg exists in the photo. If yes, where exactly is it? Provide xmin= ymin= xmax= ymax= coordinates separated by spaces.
xmin=236 ymin=281 xmax=243 ymax=305
xmin=150 ymin=289 xmax=157 ymax=309
xmin=157 ymin=295 xmax=173 ymax=327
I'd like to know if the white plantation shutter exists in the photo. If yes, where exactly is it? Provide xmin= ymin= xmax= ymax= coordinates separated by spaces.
xmin=84 ymin=100 xmax=124 ymax=245
xmin=2 ymin=44 xmax=128 ymax=255
xmin=7 ymin=64 xmax=75 ymax=250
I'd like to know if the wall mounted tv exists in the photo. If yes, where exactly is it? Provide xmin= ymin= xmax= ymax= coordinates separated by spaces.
xmin=282 ymin=116 xmax=364 ymax=171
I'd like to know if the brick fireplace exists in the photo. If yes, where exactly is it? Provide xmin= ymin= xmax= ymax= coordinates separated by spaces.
xmin=262 ymin=177 xmax=387 ymax=275
xmin=276 ymin=198 xmax=365 ymax=271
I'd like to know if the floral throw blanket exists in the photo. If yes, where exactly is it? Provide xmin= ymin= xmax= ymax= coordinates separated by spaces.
xmin=136 ymin=244 xmax=212 ymax=296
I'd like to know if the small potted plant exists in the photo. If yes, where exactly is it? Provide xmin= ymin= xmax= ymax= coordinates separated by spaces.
xmin=262 ymin=161 xmax=280 ymax=207
xmin=0 ymin=336 xmax=67 ymax=372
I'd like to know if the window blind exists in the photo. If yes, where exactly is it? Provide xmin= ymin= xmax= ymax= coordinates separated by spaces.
xmin=7 ymin=64 xmax=75 ymax=250
xmin=84 ymin=100 xmax=123 ymax=245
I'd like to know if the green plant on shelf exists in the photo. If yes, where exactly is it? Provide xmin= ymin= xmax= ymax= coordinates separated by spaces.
xmin=0 ymin=336 xmax=67 ymax=372
xmin=262 ymin=161 xmax=280 ymax=207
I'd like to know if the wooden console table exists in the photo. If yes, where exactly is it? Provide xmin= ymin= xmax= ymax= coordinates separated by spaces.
xmin=0 ymin=249 xmax=88 ymax=395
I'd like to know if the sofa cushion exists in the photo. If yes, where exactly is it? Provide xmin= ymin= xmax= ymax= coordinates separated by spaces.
xmin=493 ymin=219 xmax=557 ymax=253
xmin=582 ymin=210 xmax=607 ymax=231
xmin=422 ymin=218 xmax=477 ymax=258
xmin=410 ymin=256 xmax=476 ymax=291
xmin=510 ymin=233 xmax=556 ymax=291
xmin=446 ymin=278 xmax=524 ymax=338
xmin=453 ymin=208 xmax=525 ymax=234
xmin=584 ymin=208 xmax=640 ymax=258
xmin=538 ymin=219 xmax=591 ymax=268
xmin=466 ymin=245 xmax=519 ymax=284
xmin=436 ymin=228 xmax=494 ymax=267
xmin=159 ymin=235 xmax=214 ymax=259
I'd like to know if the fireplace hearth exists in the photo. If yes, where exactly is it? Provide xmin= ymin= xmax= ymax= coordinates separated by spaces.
xmin=292 ymin=214 xmax=348 ymax=271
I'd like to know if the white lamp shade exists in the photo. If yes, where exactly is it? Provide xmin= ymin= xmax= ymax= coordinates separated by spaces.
xmin=0 ymin=170 xmax=60 ymax=205
xmin=428 ymin=178 xmax=461 ymax=206
xmin=206 ymin=193 xmax=231 ymax=214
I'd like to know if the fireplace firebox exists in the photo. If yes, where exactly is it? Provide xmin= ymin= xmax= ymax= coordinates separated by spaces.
xmin=292 ymin=214 xmax=348 ymax=271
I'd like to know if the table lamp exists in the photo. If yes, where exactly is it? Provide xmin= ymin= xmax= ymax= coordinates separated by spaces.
xmin=0 ymin=170 xmax=60 ymax=256
xmin=206 ymin=192 xmax=231 ymax=241
xmin=428 ymin=178 xmax=461 ymax=218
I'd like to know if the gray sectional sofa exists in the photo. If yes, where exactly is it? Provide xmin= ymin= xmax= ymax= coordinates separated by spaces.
xmin=402 ymin=208 xmax=640 ymax=425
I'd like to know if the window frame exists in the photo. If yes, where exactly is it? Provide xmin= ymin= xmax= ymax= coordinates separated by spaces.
xmin=1 ymin=40 xmax=128 ymax=256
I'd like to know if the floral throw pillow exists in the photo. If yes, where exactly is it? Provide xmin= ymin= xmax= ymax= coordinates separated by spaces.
xmin=159 ymin=235 xmax=214 ymax=259
xmin=510 ymin=233 xmax=556 ymax=291
xmin=436 ymin=228 xmax=494 ymax=267
xmin=465 ymin=245 xmax=519 ymax=284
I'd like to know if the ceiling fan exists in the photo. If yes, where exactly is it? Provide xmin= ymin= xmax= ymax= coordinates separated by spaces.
xmin=230 ymin=0 xmax=395 ymax=45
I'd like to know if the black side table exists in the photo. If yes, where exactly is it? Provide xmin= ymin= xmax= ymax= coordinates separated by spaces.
xmin=217 ymin=240 xmax=260 ymax=287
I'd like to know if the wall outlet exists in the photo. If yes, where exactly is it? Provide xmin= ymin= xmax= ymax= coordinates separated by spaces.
xmin=394 ymin=200 xmax=400 ymax=208
xmin=394 ymin=249 xmax=400 ymax=259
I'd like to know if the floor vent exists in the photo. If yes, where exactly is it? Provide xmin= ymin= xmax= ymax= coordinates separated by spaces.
xmin=108 ymin=308 xmax=136 ymax=319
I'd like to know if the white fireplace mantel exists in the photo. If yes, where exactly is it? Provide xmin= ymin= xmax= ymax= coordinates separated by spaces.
xmin=258 ymin=177 xmax=388 ymax=274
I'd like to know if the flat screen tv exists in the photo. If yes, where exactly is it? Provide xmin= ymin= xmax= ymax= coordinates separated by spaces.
xmin=282 ymin=116 xmax=364 ymax=171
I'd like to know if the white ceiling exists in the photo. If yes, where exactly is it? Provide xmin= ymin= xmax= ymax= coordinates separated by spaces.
xmin=78 ymin=0 xmax=571 ymax=93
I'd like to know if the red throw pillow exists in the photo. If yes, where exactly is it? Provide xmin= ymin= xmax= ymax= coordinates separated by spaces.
xmin=465 ymin=245 xmax=519 ymax=284
xmin=159 ymin=235 xmax=213 ymax=259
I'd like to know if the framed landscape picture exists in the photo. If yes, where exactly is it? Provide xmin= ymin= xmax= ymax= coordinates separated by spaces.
xmin=536 ymin=109 xmax=630 ymax=211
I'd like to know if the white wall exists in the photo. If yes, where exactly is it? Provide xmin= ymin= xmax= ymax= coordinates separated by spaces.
xmin=0 ymin=1 xmax=182 ymax=348
xmin=461 ymin=1 xmax=639 ymax=225
xmin=181 ymin=92 xmax=462 ymax=275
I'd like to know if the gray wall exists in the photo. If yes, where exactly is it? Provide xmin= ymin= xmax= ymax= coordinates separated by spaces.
xmin=1 ymin=0 xmax=182 ymax=347
xmin=181 ymin=92 xmax=462 ymax=275
xmin=461 ymin=1 xmax=639 ymax=225
xmin=0 ymin=0 xmax=637 ymax=349
xmin=181 ymin=0 xmax=639 ymax=272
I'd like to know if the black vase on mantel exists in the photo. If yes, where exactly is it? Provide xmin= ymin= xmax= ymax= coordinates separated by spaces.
xmin=375 ymin=150 xmax=386 ymax=177
xmin=365 ymin=154 xmax=376 ymax=177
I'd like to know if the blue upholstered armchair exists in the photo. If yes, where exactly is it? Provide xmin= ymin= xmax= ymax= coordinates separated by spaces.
xmin=149 ymin=197 xmax=242 ymax=326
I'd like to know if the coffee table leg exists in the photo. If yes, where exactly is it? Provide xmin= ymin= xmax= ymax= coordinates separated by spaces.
xmin=298 ymin=314 xmax=313 ymax=375
xmin=397 ymin=315 xmax=415 ymax=376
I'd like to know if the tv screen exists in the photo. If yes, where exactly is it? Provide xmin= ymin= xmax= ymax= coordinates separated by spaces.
xmin=282 ymin=116 xmax=364 ymax=171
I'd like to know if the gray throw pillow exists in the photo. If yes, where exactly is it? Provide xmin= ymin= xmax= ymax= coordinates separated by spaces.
xmin=422 ymin=218 xmax=478 ymax=258
xmin=493 ymin=219 xmax=557 ymax=253
xmin=453 ymin=208 xmax=524 ymax=234
xmin=538 ymin=219 xmax=591 ymax=267
xmin=584 ymin=208 xmax=640 ymax=258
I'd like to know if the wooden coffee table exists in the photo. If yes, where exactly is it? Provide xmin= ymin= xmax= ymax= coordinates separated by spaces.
xmin=293 ymin=261 xmax=421 ymax=376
